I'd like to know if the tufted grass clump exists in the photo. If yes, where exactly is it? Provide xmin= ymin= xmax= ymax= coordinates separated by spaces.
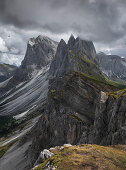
xmin=106 ymin=89 xmax=126 ymax=99
xmin=33 ymin=144 xmax=126 ymax=170
xmin=0 ymin=140 xmax=17 ymax=158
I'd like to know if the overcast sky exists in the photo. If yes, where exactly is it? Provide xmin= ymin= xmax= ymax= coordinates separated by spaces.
xmin=0 ymin=0 xmax=126 ymax=66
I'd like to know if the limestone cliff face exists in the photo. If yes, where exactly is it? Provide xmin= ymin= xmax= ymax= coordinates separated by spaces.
xmin=85 ymin=93 xmax=126 ymax=145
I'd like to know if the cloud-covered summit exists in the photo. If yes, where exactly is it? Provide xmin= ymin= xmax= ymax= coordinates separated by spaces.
xmin=0 ymin=37 xmax=8 ymax=53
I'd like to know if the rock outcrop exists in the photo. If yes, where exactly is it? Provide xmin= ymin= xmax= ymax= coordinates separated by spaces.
xmin=79 ymin=91 xmax=126 ymax=145
xmin=33 ymin=149 xmax=54 ymax=168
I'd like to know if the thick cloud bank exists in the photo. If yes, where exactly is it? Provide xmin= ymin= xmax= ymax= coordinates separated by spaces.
xmin=0 ymin=0 xmax=126 ymax=65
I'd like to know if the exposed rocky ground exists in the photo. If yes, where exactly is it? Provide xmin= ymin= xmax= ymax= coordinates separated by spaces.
xmin=0 ymin=35 xmax=126 ymax=170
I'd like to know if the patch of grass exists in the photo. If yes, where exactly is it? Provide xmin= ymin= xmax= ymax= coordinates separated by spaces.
xmin=81 ymin=53 xmax=100 ymax=71
xmin=69 ymin=50 xmax=97 ymax=67
xmin=69 ymin=50 xmax=105 ymax=80
xmin=106 ymin=89 xmax=126 ymax=99
xmin=50 ymin=89 xmax=57 ymax=100
xmin=105 ymin=77 xmax=126 ymax=90
xmin=0 ymin=140 xmax=16 ymax=158
xmin=33 ymin=159 xmax=49 ymax=170
xmin=69 ymin=50 xmax=126 ymax=91
xmin=34 ymin=144 xmax=126 ymax=170
xmin=1 ymin=63 xmax=16 ymax=70
xmin=70 ymin=114 xmax=83 ymax=122
xmin=75 ymin=71 xmax=126 ymax=92
xmin=0 ymin=116 xmax=18 ymax=138
xmin=0 ymin=105 xmax=43 ymax=139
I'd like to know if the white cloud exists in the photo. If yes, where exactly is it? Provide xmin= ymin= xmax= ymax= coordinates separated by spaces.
xmin=0 ymin=20 xmax=126 ymax=67
xmin=0 ymin=53 xmax=24 ymax=66
xmin=10 ymin=47 xmax=19 ymax=54
xmin=0 ymin=37 xmax=8 ymax=52
xmin=0 ymin=25 xmax=72 ymax=66
xmin=89 ymin=0 xmax=96 ymax=4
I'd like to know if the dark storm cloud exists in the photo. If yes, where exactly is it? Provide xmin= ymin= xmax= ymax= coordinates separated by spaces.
xmin=0 ymin=0 xmax=126 ymax=44
xmin=1 ymin=0 xmax=126 ymax=66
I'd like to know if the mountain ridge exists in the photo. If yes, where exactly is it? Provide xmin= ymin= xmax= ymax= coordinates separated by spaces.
xmin=0 ymin=35 xmax=126 ymax=170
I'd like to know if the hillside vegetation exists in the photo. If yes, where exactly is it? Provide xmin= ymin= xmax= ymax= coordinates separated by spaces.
xmin=34 ymin=144 xmax=126 ymax=170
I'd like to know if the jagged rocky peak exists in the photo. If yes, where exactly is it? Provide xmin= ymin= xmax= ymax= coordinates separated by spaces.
xmin=68 ymin=35 xmax=96 ymax=59
xmin=68 ymin=34 xmax=76 ymax=49
xmin=13 ymin=35 xmax=58 ymax=82
xmin=0 ymin=35 xmax=58 ymax=93
xmin=58 ymin=38 xmax=67 ymax=48
xmin=28 ymin=37 xmax=36 ymax=47
xmin=49 ymin=38 xmax=68 ymax=77
xmin=21 ymin=35 xmax=58 ymax=69
xmin=36 ymin=35 xmax=57 ymax=45
xmin=50 ymin=34 xmax=104 ymax=79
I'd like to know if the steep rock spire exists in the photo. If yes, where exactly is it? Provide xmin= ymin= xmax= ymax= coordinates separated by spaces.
xmin=68 ymin=34 xmax=75 ymax=49
xmin=50 ymin=39 xmax=68 ymax=76
xmin=21 ymin=35 xmax=58 ymax=69
xmin=50 ymin=34 xmax=104 ymax=80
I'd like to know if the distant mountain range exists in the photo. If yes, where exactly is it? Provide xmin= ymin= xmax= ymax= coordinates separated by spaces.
xmin=97 ymin=52 xmax=126 ymax=81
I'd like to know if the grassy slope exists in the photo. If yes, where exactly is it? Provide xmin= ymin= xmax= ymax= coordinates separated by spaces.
xmin=0 ymin=116 xmax=18 ymax=138
xmin=33 ymin=144 xmax=126 ymax=170
xmin=76 ymin=71 xmax=126 ymax=98
xmin=0 ymin=63 xmax=17 ymax=71
xmin=73 ymin=71 xmax=126 ymax=92
xmin=0 ymin=140 xmax=17 ymax=158
xmin=69 ymin=50 xmax=126 ymax=91
xmin=106 ymin=89 xmax=126 ymax=99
